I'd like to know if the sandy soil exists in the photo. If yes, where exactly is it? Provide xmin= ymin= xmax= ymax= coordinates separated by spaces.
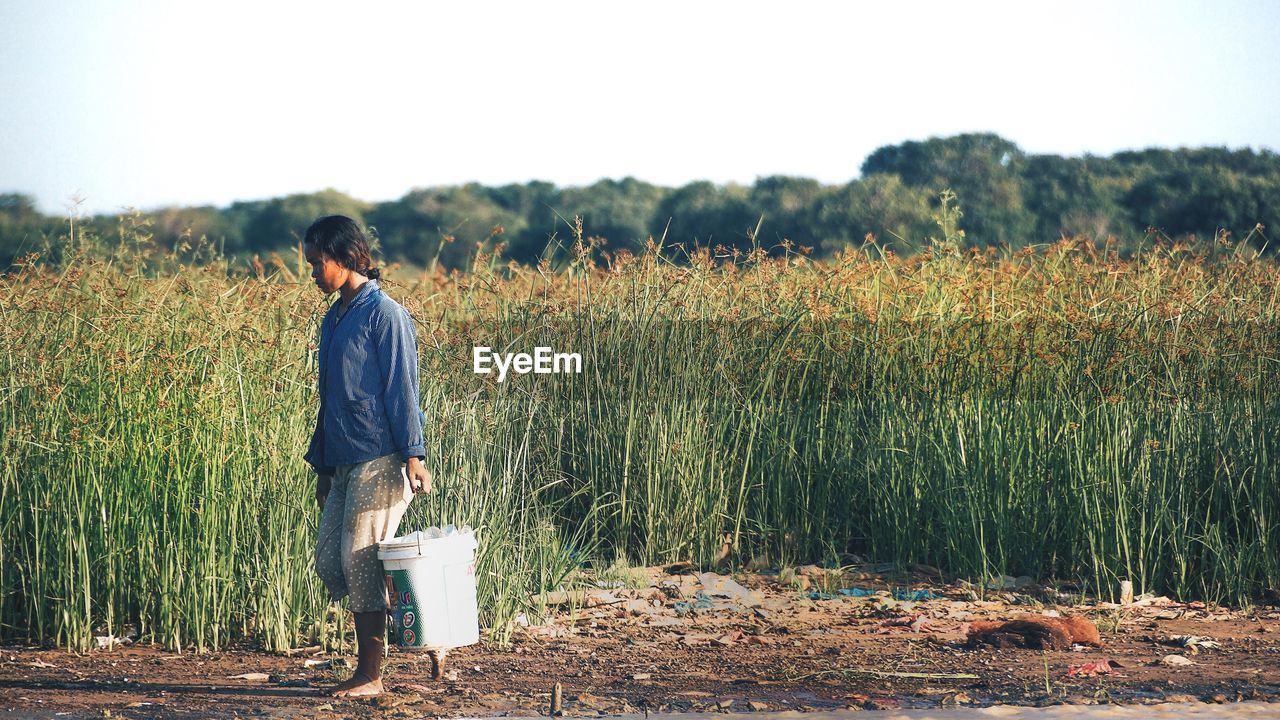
xmin=2 ymin=566 xmax=1278 ymax=718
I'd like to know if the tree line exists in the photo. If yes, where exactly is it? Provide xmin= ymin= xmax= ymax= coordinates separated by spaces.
xmin=4 ymin=133 xmax=1278 ymax=270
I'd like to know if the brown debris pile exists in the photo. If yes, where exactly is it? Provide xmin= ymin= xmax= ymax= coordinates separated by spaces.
xmin=967 ymin=614 xmax=1102 ymax=649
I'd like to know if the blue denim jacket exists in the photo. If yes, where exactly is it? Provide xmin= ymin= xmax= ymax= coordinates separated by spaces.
xmin=303 ymin=280 xmax=426 ymax=475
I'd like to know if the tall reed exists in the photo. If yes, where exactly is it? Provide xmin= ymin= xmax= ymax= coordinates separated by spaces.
xmin=1 ymin=223 xmax=1276 ymax=652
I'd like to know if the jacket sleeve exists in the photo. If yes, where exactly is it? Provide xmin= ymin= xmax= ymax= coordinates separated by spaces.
xmin=303 ymin=314 xmax=335 ymax=476
xmin=375 ymin=305 xmax=426 ymax=462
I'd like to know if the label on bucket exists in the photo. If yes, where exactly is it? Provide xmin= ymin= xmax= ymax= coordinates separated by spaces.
xmin=386 ymin=569 xmax=429 ymax=648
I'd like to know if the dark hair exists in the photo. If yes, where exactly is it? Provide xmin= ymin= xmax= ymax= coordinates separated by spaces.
xmin=303 ymin=215 xmax=381 ymax=280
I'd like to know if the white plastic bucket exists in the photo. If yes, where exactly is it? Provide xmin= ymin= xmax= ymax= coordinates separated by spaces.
xmin=377 ymin=527 xmax=480 ymax=650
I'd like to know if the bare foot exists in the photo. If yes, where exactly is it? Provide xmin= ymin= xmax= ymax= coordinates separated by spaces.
xmin=328 ymin=672 xmax=384 ymax=698
xmin=428 ymin=649 xmax=447 ymax=681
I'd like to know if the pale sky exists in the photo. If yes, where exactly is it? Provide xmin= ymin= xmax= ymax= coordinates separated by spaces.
xmin=2 ymin=0 xmax=1278 ymax=215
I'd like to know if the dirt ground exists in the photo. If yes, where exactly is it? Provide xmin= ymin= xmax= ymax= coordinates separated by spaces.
xmin=3 ymin=565 xmax=1279 ymax=718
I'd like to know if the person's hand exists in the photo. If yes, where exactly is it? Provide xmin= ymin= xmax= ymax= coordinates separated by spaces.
xmin=406 ymin=457 xmax=432 ymax=495
xmin=316 ymin=474 xmax=332 ymax=511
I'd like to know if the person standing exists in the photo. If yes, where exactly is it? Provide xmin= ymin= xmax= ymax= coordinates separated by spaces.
xmin=302 ymin=215 xmax=431 ymax=698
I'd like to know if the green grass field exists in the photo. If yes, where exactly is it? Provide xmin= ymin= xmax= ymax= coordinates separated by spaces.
xmin=2 ymin=224 xmax=1277 ymax=652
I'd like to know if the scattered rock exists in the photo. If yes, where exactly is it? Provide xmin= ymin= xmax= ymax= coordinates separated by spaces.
xmin=1160 ymin=654 xmax=1195 ymax=667
xmin=697 ymin=572 xmax=763 ymax=606
xmin=584 ymin=590 xmax=622 ymax=607
xmin=93 ymin=634 xmax=134 ymax=650
xmin=623 ymin=598 xmax=655 ymax=615
xmin=876 ymin=614 xmax=937 ymax=634
xmin=373 ymin=693 xmax=424 ymax=709
xmin=713 ymin=631 xmax=743 ymax=646
xmin=1067 ymin=659 xmax=1115 ymax=677
xmin=987 ymin=575 xmax=1034 ymax=590
xmin=400 ymin=683 xmax=445 ymax=695
xmin=574 ymin=692 xmax=607 ymax=709
xmin=1165 ymin=635 xmax=1221 ymax=651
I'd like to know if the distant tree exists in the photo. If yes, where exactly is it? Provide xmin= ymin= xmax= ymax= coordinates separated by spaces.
xmin=814 ymin=175 xmax=936 ymax=253
xmin=367 ymin=184 xmax=524 ymax=270
xmin=550 ymin=177 xmax=669 ymax=257
xmin=1110 ymin=147 xmax=1280 ymax=244
xmin=487 ymin=181 xmax=560 ymax=221
xmin=11 ymin=136 xmax=1280 ymax=270
xmin=483 ymin=181 xmax=560 ymax=261
xmin=748 ymin=176 xmax=826 ymax=251
xmin=219 ymin=199 xmax=271 ymax=255
xmin=1125 ymin=165 xmax=1276 ymax=240
xmin=0 ymin=193 xmax=42 ymax=225
xmin=1019 ymin=155 xmax=1130 ymax=241
xmin=652 ymin=181 xmax=760 ymax=255
xmin=862 ymin=133 xmax=1036 ymax=247
xmin=1113 ymin=146 xmax=1280 ymax=179
xmin=241 ymin=189 xmax=370 ymax=255
xmin=0 ymin=193 xmax=54 ymax=266
xmin=366 ymin=195 xmax=436 ymax=268
xmin=147 ymin=205 xmax=238 ymax=257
